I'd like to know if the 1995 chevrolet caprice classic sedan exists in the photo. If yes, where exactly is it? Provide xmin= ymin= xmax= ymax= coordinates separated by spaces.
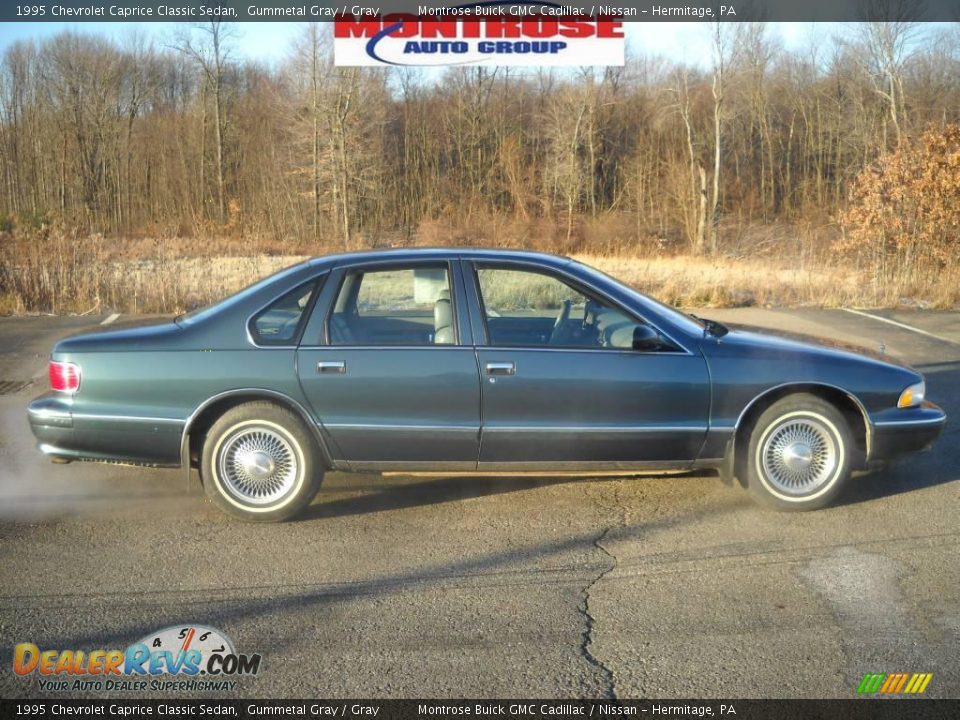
xmin=28 ymin=249 xmax=946 ymax=521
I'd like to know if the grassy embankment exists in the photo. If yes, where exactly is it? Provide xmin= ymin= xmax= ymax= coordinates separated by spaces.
xmin=0 ymin=232 xmax=956 ymax=316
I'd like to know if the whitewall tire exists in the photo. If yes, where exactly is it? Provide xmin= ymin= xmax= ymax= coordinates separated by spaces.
xmin=201 ymin=402 xmax=322 ymax=522
xmin=745 ymin=394 xmax=852 ymax=511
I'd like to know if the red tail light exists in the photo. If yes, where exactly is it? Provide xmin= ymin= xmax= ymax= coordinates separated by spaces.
xmin=49 ymin=361 xmax=81 ymax=393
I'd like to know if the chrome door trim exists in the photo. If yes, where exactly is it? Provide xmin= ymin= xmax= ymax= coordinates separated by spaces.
xmin=475 ymin=459 xmax=695 ymax=472
xmin=321 ymin=423 xmax=705 ymax=433
xmin=475 ymin=346 xmax=692 ymax=356
xmin=322 ymin=423 xmax=479 ymax=432
xmin=299 ymin=345 xmax=469 ymax=351
xmin=482 ymin=425 xmax=709 ymax=433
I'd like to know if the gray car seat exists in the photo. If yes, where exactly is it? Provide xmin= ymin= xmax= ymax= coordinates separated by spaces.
xmin=329 ymin=313 xmax=355 ymax=344
xmin=434 ymin=290 xmax=454 ymax=344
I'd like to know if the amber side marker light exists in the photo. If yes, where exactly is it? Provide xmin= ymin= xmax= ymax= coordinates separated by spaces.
xmin=897 ymin=380 xmax=925 ymax=409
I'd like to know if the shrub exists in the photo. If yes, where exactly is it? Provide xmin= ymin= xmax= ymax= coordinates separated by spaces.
xmin=839 ymin=124 xmax=960 ymax=272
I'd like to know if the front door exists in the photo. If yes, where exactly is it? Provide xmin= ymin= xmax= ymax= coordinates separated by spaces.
xmin=297 ymin=261 xmax=480 ymax=470
xmin=469 ymin=263 xmax=710 ymax=468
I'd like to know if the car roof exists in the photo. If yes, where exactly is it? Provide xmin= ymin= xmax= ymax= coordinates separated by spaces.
xmin=308 ymin=247 xmax=573 ymax=269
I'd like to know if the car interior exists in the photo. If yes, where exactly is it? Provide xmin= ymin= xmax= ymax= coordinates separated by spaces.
xmin=328 ymin=267 xmax=454 ymax=346
xmin=476 ymin=267 xmax=663 ymax=350
xmin=320 ymin=263 xmax=674 ymax=351
xmin=250 ymin=284 xmax=315 ymax=345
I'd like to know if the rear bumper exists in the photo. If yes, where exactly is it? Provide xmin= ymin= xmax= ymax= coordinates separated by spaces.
xmin=27 ymin=393 xmax=183 ymax=466
xmin=27 ymin=394 xmax=75 ymax=459
xmin=869 ymin=402 xmax=947 ymax=461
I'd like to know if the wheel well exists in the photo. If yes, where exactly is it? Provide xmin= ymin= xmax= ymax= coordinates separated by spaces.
xmin=185 ymin=393 xmax=329 ymax=469
xmin=733 ymin=385 xmax=869 ymax=481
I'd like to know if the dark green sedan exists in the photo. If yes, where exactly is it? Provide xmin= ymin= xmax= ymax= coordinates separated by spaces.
xmin=28 ymin=249 xmax=946 ymax=521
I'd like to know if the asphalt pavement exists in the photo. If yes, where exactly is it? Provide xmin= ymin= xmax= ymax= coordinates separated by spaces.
xmin=0 ymin=308 xmax=957 ymax=699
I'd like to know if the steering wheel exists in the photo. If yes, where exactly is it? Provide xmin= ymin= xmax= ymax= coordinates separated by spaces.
xmin=548 ymin=299 xmax=572 ymax=345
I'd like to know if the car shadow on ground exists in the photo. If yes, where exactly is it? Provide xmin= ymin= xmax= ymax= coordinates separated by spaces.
xmin=300 ymin=472 xmax=703 ymax=521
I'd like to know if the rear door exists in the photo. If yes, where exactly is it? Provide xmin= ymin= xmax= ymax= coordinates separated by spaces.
xmin=467 ymin=262 xmax=711 ymax=468
xmin=296 ymin=258 xmax=481 ymax=470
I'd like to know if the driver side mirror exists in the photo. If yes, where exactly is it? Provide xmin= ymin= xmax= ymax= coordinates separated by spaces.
xmin=632 ymin=324 xmax=663 ymax=352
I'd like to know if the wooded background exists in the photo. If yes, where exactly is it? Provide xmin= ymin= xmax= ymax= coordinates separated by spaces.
xmin=1 ymin=21 xmax=959 ymax=312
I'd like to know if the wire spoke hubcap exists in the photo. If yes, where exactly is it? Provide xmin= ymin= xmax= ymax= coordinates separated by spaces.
xmin=761 ymin=416 xmax=838 ymax=496
xmin=219 ymin=426 xmax=298 ymax=505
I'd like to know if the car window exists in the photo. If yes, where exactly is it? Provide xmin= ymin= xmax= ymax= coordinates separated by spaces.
xmin=475 ymin=267 xmax=639 ymax=349
xmin=249 ymin=281 xmax=316 ymax=345
xmin=329 ymin=265 xmax=455 ymax=346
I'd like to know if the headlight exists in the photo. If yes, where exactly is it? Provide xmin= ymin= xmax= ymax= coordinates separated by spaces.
xmin=898 ymin=380 xmax=925 ymax=408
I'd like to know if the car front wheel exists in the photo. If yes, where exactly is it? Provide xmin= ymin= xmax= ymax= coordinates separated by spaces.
xmin=745 ymin=394 xmax=852 ymax=511
xmin=201 ymin=402 xmax=322 ymax=522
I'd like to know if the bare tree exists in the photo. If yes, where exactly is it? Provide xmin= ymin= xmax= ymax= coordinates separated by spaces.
xmin=854 ymin=0 xmax=926 ymax=146
xmin=1 ymin=22 xmax=959 ymax=263
xmin=177 ymin=21 xmax=235 ymax=224
xmin=708 ymin=23 xmax=745 ymax=254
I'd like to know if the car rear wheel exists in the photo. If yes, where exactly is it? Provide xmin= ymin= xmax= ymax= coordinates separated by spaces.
xmin=745 ymin=394 xmax=852 ymax=511
xmin=201 ymin=402 xmax=322 ymax=522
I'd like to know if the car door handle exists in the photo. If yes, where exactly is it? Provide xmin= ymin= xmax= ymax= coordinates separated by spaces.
xmin=317 ymin=361 xmax=346 ymax=375
xmin=485 ymin=362 xmax=515 ymax=376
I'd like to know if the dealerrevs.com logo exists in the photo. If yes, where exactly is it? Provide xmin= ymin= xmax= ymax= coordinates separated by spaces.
xmin=334 ymin=4 xmax=625 ymax=67
xmin=13 ymin=625 xmax=261 ymax=693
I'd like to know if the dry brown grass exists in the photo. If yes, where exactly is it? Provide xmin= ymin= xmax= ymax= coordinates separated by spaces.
xmin=1 ymin=228 xmax=958 ymax=315
xmin=0 ymin=232 xmax=307 ymax=315
xmin=576 ymin=254 xmax=862 ymax=308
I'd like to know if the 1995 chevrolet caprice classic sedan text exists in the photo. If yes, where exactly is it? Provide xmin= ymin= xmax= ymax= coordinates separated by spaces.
xmin=28 ymin=249 xmax=946 ymax=521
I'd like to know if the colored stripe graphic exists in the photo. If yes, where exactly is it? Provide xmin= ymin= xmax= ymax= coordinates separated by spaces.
xmin=857 ymin=673 xmax=885 ymax=694
xmin=858 ymin=672 xmax=932 ymax=694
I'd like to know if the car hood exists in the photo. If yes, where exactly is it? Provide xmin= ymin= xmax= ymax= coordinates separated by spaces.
xmin=716 ymin=323 xmax=915 ymax=371
xmin=53 ymin=317 xmax=182 ymax=353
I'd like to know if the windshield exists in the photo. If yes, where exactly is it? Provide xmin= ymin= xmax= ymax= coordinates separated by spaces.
xmin=176 ymin=261 xmax=311 ymax=326
xmin=568 ymin=260 xmax=707 ymax=337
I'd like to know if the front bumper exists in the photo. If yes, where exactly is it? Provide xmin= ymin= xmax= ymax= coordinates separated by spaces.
xmin=869 ymin=402 xmax=947 ymax=461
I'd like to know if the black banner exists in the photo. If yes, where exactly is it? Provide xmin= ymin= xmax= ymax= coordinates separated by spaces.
xmin=2 ymin=700 xmax=959 ymax=720
xmin=2 ymin=0 xmax=960 ymax=23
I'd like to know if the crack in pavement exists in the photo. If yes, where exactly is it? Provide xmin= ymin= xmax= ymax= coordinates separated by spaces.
xmin=579 ymin=525 xmax=618 ymax=699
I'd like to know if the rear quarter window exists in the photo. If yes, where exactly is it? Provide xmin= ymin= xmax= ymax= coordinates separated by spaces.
xmin=249 ymin=281 xmax=318 ymax=346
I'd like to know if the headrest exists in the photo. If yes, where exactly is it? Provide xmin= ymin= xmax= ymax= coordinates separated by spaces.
xmin=434 ymin=298 xmax=452 ymax=329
